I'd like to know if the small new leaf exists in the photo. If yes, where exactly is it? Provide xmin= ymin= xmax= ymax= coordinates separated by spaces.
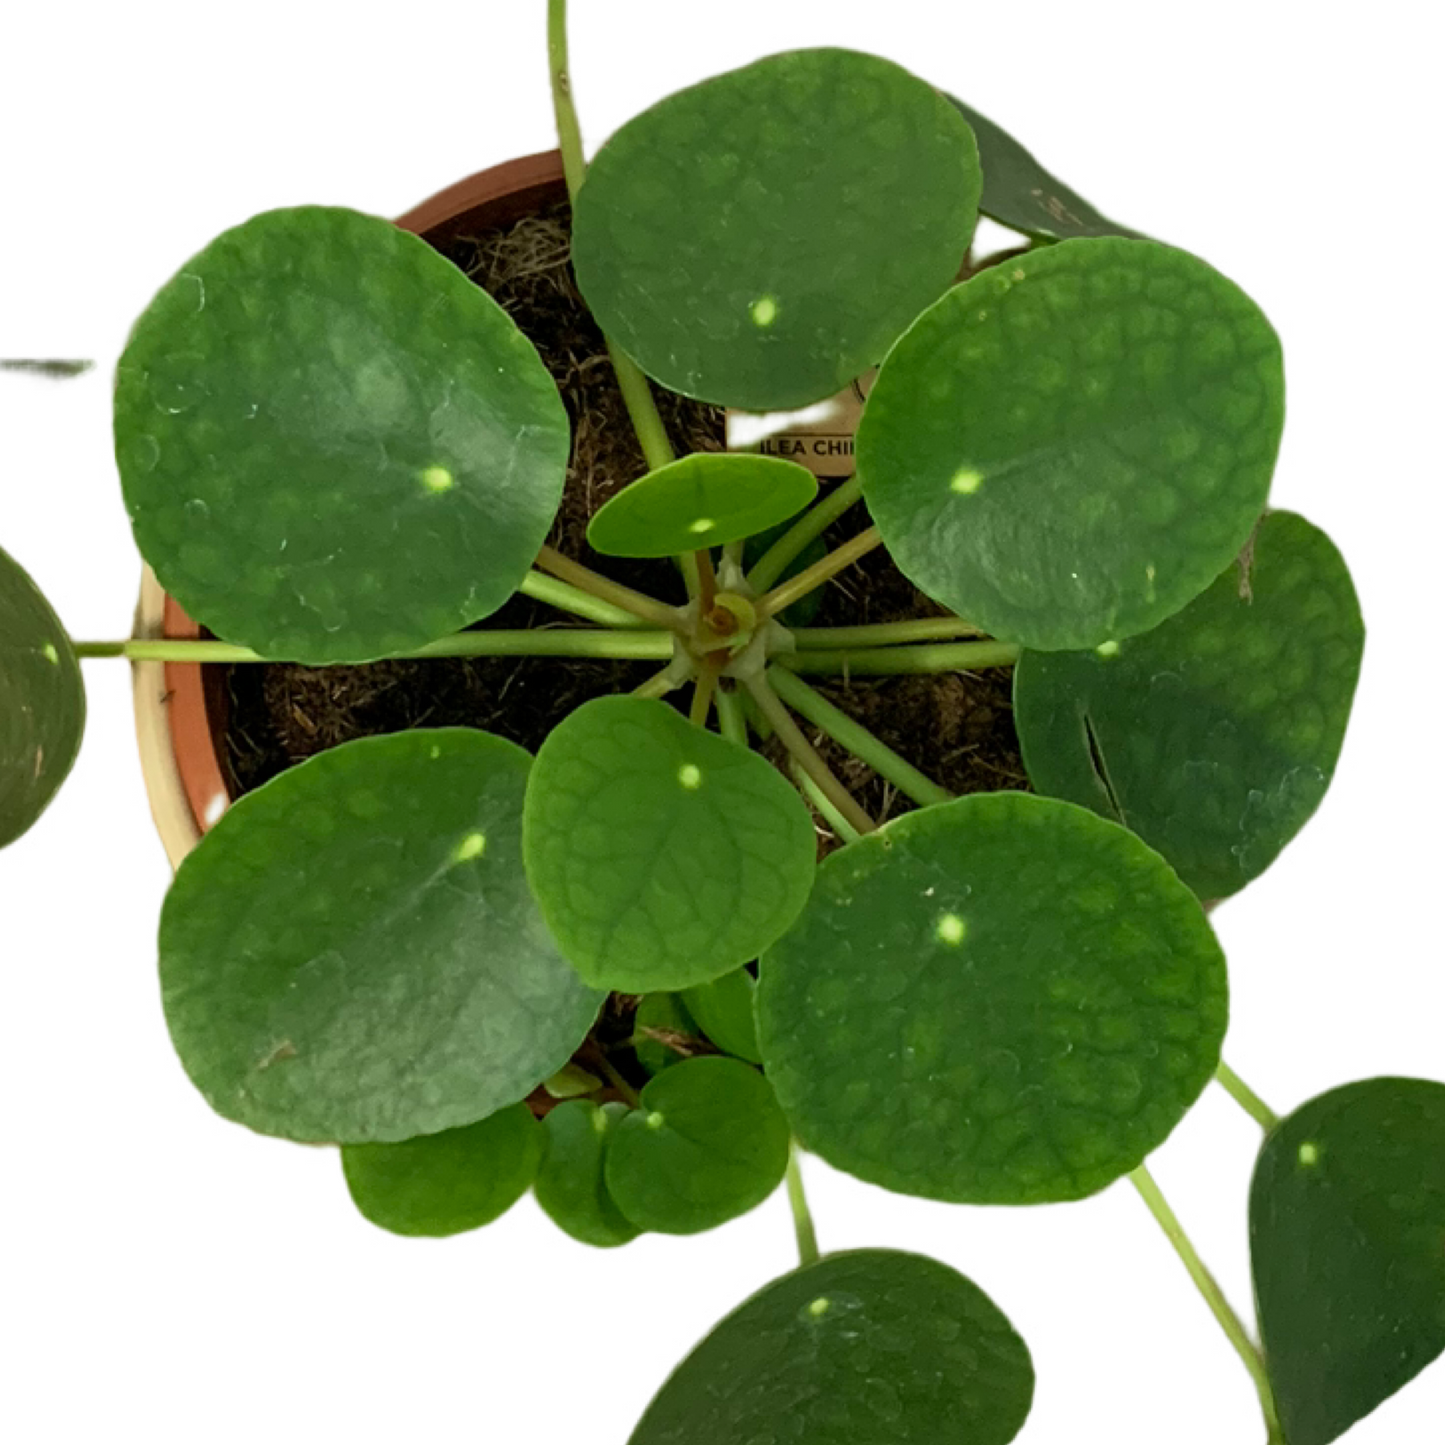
xmin=523 ymin=697 xmax=816 ymax=992
xmin=605 ymin=1056 xmax=790 ymax=1235
xmin=342 ymin=1102 xmax=543 ymax=1237
xmin=534 ymin=1099 xmax=640 ymax=1249
xmin=588 ymin=454 xmax=817 ymax=558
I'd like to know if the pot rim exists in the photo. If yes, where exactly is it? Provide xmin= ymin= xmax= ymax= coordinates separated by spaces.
xmin=132 ymin=149 xmax=569 ymax=869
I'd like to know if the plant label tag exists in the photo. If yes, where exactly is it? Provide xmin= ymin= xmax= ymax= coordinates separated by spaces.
xmin=725 ymin=371 xmax=875 ymax=481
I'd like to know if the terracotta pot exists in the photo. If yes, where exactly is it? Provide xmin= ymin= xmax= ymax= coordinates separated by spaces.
xmin=133 ymin=151 xmax=569 ymax=871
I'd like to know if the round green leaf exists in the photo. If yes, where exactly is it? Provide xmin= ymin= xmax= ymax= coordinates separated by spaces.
xmin=682 ymin=969 xmax=762 ymax=1065
xmin=947 ymin=96 xmax=1141 ymax=241
xmin=628 ymin=1249 xmax=1035 ymax=1445
xmin=757 ymin=793 xmax=1228 ymax=1204
xmin=573 ymin=48 xmax=981 ymax=411
xmin=1251 ymin=1077 xmax=1445 ymax=1445
xmin=635 ymin=993 xmax=702 ymax=1076
xmin=605 ymin=1056 xmax=790 ymax=1234
xmin=0 ymin=545 xmax=84 ymax=849
xmin=588 ymin=454 xmax=817 ymax=559
xmin=1015 ymin=511 xmax=1363 ymax=901
xmin=159 ymin=729 xmax=603 ymax=1143
xmin=115 ymin=206 xmax=569 ymax=663
xmin=857 ymin=237 xmax=1283 ymax=650
xmin=534 ymin=1099 xmax=641 ymax=1248
xmin=342 ymin=1101 xmax=542 ymax=1238
xmin=523 ymin=697 xmax=817 ymax=992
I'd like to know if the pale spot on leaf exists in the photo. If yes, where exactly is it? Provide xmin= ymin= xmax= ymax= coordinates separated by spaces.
xmin=950 ymin=468 xmax=984 ymax=496
xmin=750 ymin=296 xmax=779 ymax=327
xmin=420 ymin=465 xmax=455 ymax=494
xmin=678 ymin=764 xmax=703 ymax=790
xmin=935 ymin=913 xmax=967 ymax=945
xmin=452 ymin=831 xmax=486 ymax=863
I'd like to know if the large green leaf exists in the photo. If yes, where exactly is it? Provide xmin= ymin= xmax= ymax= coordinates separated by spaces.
xmin=114 ymin=206 xmax=569 ymax=663
xmin=605 ymin=1056 xmax=790 ymax=1234
xmin=1015 ymin=511 xmax=1363 ymax=900
xmin=1251 ymin=1078 xmax=1445 ymax=1445
xmin=757 ymin=793 xmax=1228 ymax=1204
xmin=588 ymin=454 xmax=817 ymax=558
xmin=523 ymin=697 xmax=816 ymax=992
xmin=573 ymin=48 xmax=981 ymax=411
xmin=534 ymin=1099 xmax=641 ymax=1248
xmin=948 ymin=96 xmax=1141 ymax=241
xmin=682 ymin=969 xmax=762 ymax=1065
xmin=629 ymin=1249 xmax=1035 ymax=1445
xmin=857 ymin=237 xmax=1283 ymax=650
xmin=159 ymin=729 xmax=603 ymax=1143
xmin=341 ymin=1102 xmax=543 ymax=1237
xmin=0 ymin=545 xmax=84 ymax=849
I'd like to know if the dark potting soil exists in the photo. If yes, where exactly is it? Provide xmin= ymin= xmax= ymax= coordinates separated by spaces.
xmin=213 ymin=201 xmax=1027 ymax=855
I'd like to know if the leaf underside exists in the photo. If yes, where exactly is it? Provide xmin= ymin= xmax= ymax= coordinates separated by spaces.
xmin=947 ymin=95 xmax=1141 ymax=242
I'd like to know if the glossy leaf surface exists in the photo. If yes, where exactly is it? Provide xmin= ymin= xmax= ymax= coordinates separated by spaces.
xmin=1015 ymin=511 xmax=1363 ymax=900
xmin=0 ymin=545 xmax=84 ymax=849
xmin=115 ymin=206 xmax=569 ymax=662
xmin=682 ymin=969 xmax=762 ymax=1064
xmin=524 ymin=698 xmax=816 ymax=992
xmin=948 ymin=96 xmax=1140 ymax=241
xmin=342 ymin=1102 xmax=542 ymax=1237
xmin=534 ymin=1099 xmax=641 ymax=1248
xmin=1251 ymin=1077 xmax=1445 ymax=1445
xmin=858 ymin=237 xmax=1283 ymax=650
xmin=758 ymin=793 xmax=1228 ymax=1203
xmin=629 ymin=1249 xmax=1035 ymax=1445
xmin=573 ymin=48 xmax=981 ymax=411
xmin=160 ymin=730 xmax=602 ymax=1142
xmin=588 ymin=454 xmax=817 ymax=558
xmin=605 ymin=1057 xmax=789 ymax=1234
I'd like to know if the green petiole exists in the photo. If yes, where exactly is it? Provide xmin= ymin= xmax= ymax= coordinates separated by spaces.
xmin=767 ymin=666 xmax=952 ymax=809
xmin=746 ymin=474 xmax=864 ymax=594
xmin=73 ymin=629 xmax=676 ymax=664
xmin=783 ymin=639 xmax=1020 ymax=676
xmin=1129 ymin=1163 xmax=1284 ymax=1443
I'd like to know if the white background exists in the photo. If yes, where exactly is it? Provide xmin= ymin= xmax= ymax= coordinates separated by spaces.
xmin=1 ymin=2 xmax=1440 ymax=1442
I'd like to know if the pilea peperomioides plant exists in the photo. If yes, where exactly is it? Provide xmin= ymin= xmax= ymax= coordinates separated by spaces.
xmin=2 ymin=7 xmax=1439 ymax=1444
